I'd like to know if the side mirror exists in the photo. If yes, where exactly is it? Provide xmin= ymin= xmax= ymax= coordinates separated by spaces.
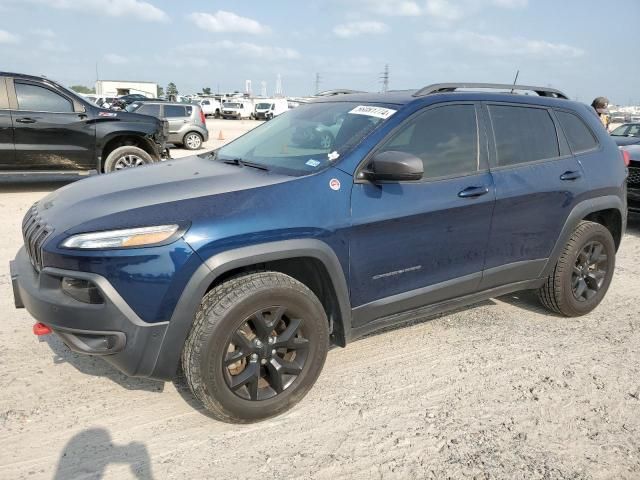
xmin=362 ymin=151 xmax=423 ymax=182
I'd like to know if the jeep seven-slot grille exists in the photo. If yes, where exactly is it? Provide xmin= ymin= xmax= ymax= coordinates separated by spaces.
xmin=628 ymin=167 xmax=640 ymax=186
xmin=22 ymin=205 xmax=52 ymax=272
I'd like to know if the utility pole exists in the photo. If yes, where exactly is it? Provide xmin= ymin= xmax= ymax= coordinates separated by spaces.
xmin=380 ymin=64 xmax=389 ymax=93
xmin=315 ymin=72 xmax=321 ymax=95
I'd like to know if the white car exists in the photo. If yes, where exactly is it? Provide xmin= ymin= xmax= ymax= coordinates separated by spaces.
xmin=221 ymin=101 xmax=253 ymax=120
xmin=254 ymin=98 xmax=289 ymax=120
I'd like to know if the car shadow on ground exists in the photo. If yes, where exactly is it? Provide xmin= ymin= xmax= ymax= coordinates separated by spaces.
xmin=53 ymin=428 xmax=154 ymax=480
xmin=43 ymin=334 xmax=165 ymax=393
xmin=0 ymin=180 xmax=74 ymax=194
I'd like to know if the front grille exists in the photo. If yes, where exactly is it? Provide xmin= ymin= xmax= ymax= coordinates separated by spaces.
xmin=628 ymin=166 xmax=640 ymax=186
xmin=22 ymin=204 xmax=52 ymax=272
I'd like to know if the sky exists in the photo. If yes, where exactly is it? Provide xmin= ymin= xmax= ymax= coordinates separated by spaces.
xmin=0 ymin=0 xmax=639 ymax=104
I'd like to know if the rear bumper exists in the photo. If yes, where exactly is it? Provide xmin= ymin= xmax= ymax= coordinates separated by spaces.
xmin=10 ymin=247 xmax=168 ymax=378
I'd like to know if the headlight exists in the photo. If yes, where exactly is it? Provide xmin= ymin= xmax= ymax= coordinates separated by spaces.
xmin=61 ymin=225 xmax=180 ymax=249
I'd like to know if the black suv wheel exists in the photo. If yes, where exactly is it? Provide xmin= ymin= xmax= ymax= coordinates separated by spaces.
xmin=538 ymin=221 xmax=615 ymax=317
xmin=103 ymin=146 xmax=153 ymax=173
xmin=182 ymin=272 xmax=329 ymax=423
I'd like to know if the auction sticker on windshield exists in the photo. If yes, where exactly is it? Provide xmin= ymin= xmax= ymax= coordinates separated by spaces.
xmin=348 ymin=105 xmax=397 ymax=119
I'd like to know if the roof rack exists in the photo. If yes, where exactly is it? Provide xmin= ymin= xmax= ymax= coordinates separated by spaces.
xmin=413 ymin=83 xmax=569 ymax=100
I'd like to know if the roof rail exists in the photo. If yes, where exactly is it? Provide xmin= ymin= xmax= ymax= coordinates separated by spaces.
xmin=413 ymin=83 xmax=569 ymax=100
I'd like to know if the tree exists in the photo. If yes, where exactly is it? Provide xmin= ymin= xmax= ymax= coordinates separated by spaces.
xmin=202 ymin=87 xmax=211 ymax=95
xmin=70 ymin=85 xmax=95 ymax=94
xmin=157 ymin=86 xmax=164 ymax=98
xmin=166 ymin=82 xmax=178 ymax=100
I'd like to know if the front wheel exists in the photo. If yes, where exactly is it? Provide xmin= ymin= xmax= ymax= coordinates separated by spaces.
xmin=538 ymin=221 xmax=615 ymax=316
xmin=181 ymin=272 xmax=329 ymax=423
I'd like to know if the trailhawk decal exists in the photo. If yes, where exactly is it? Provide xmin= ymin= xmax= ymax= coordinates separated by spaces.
xmin=348 ymin=105 xmax=397 ymax=120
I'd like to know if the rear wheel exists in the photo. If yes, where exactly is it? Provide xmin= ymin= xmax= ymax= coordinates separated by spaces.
xmin=103 ymin=146 xmax=153 ymax=173
xmin=538 ymin=221 xmax=615 ymax=316
xmin=182 ymin=272 xmax=329 ymax=423
xmin=183 ymin=132 xmax=203 ymax=150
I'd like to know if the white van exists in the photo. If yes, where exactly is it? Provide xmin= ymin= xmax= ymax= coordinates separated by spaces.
xmin=254 ymin=98 xmax=289 ymax=120
xmin=196 ymin=98 xmax=222 ymax=118
xmin=221 ymin=100 xmax=253 ymax=120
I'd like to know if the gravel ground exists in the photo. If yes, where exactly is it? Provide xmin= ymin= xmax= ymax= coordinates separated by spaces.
xmin=0 ymin=121 xmax=639 ymax=479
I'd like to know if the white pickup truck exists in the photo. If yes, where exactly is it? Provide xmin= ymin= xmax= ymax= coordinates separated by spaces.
xmin=196 ymin=98 xmax=222 ymax=118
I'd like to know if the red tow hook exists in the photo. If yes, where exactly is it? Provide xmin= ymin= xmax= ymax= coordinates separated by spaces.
xmin=33 ymin=322 xmax=52 ymax=336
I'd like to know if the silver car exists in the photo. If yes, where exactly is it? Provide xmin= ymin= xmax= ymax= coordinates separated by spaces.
xmin=128 ymin=102 xmax=209 ymax=150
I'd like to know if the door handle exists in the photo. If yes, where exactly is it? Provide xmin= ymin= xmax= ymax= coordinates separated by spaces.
xmin=560 ymin=170 xmax=582 ymax=181
xmin=16 ymin=118 xmax=36 ymax=124
xmin=458 ymin=186 xmax=490 ymax=198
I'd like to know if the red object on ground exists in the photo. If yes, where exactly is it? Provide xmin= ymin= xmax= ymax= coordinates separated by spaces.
xmin=33 ymin=322 xmax=52 ymax=336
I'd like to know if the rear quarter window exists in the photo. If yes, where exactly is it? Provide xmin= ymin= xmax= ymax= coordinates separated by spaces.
xmin=164 ymin=105 xmax=187 ymax=117
xmin=555 ymin=110 xmax=599 ymax=153
xmin=489 ymin=105 xmax=560 ymax=167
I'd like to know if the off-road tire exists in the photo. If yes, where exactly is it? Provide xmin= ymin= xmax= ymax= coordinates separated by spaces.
xmin=538 ymin=221 xmax=615 ymax=317
xmin=181 ymin=271 xmax=329 ymax=423
xmin=103 ymin=146 xmax=153 ymax=173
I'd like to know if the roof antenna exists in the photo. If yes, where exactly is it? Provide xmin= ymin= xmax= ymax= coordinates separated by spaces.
xmin=510 ymin=69 xmax=520 ymax=94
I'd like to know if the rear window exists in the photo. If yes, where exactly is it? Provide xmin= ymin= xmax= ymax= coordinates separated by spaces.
xmin=489 ymin=105 xmax=559 ymax=166
xmin=555 ymin=110 xmax=599 ymax=153
xmin=164 ymin=105 xmax=190 ymax=117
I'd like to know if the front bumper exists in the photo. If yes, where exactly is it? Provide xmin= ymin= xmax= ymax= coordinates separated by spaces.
xmin=10 ymin=247 xmax=168 ymax=377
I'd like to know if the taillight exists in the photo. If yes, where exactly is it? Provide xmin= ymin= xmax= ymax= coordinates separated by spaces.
xmin=621 ymin=149 xmax=631 ymax=167
xmin=199 ymin=109 xmax=206 ymax=124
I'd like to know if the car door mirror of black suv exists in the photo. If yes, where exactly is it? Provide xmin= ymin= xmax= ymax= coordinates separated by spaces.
xmin=362 ymin=151 xmax=424 ymax=182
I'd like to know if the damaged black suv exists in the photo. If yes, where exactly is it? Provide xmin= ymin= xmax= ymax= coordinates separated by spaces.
xmin=0 ymin=72 xmax=168 ymax=178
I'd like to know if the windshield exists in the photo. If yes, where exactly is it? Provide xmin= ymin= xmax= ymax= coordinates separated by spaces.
xmin=214 ymin=101 xmax=396 ymax=176
xmin=611 ymin=124 xmax=640 ymax=137
xmin=224 ymin=103 xmax=242 ymax=108
xmin=256 ymin=103 xmax=273 ymax=109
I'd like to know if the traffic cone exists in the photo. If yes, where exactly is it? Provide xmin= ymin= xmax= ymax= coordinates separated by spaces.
xmin=217 ymin=130 xmax=225 ymax=140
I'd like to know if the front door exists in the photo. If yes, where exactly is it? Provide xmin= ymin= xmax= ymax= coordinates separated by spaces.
xmin=10 ymin=79 xmax=95 ymax=170
xmin=349 ymin=103 xmax=496 ymax=326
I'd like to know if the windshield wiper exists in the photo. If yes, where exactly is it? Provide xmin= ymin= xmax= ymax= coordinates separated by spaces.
xmin=222 ymin=158 xmax=269 ymax=171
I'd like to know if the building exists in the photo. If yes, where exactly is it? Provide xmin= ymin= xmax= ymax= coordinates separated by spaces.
xmin=95 ymin=80 xmax=157 ymax=98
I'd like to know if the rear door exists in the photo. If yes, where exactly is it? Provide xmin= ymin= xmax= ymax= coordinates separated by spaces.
xmin=163 ymin=104 xmax=191 ymax=143
xmin=480 ymin=102 xmax=588 ymax=289
xmin=9 ymin=78 xmax=95 ymax=170
xmin=0 ymin=77 xmax=16 ymax=169
xmin=349 ymin=103 xmax=496 ymax=326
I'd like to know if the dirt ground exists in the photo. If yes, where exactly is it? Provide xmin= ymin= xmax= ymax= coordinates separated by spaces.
xmin=0 ymin=120 xmax=639 ymax=479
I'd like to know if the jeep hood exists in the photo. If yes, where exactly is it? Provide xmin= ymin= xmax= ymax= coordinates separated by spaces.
xmin=38 ymin=155 xmax=292 ymax=234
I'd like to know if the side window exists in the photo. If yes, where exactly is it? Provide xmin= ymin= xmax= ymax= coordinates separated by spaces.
xmin=164 ymin=105 xmax=186 ymax=118
xmin=555 ymin=110 xmax=599 ymax=153
xmin=376 ymin=104 xmax=479 ymax=180
xmin=489 ymin=105 xmax=559 ymax=166
xmin=137 ymin=104 xmax=161 ymax=117
xmin=15 ymin=82 xmax=73 ymax=113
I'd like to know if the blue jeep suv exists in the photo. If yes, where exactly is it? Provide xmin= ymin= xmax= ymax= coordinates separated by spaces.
xmin=10 ymin=83 xmax=627 ymax=422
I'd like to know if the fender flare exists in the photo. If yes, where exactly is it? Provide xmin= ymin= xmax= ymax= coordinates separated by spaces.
xmin=539 ymin=195 xmax=625 ymax=278
xmin=149 ymin=239 xmax=351 ymax=380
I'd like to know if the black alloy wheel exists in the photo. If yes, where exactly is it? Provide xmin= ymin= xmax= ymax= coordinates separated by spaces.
xmin=224 ymin=306 xmax=309 ymax=401
xmin=572 ymin=241 xmax=608 ymax=302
